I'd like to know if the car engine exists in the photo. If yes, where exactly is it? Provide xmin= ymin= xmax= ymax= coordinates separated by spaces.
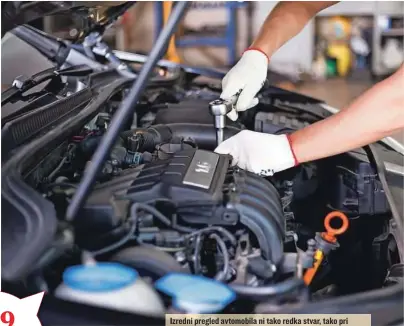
xmin=81 ymin=146 xmax=285 ymax=270
xmin=48 ymin=95 xmax=294 ymax=287
xmin=2 ymin=26 xmax=402 ymax=319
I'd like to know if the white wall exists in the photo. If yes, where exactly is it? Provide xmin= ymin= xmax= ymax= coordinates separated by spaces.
xmin=319 ymin=1 xmax=376 ymax=15
xmin=253 ymin=1 xmax=404 ymax=71
xmin=319 ymin=1 xmax=403 ymax=15
xmin=126 ymin=1 xmax=403 ymax=68
xmin=253 ymin=1 xmax=315 ymax=71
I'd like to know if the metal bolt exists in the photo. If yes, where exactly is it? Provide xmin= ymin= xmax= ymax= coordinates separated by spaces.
xmin=117 ymin=63 xmax=128 ymax=71
xmin=228 ymin=183 xmax=237 ymax=192
xmin=285 ymin=180 xmax=294 ymax=187
xmin=307 ymin=238 xmax=316 ymax=247
xmin=175 ymin=251 xmax=186 ymax=263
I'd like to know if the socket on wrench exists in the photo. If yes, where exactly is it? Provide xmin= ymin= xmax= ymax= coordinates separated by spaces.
xmin=209 ymin=98 xmax=236 ymax=146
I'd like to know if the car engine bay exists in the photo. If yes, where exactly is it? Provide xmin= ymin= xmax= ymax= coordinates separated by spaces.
xmin=1 ymin=9 xmax=403 ymax=319
xmin=2 ymin=60 xmax=400 ymax=314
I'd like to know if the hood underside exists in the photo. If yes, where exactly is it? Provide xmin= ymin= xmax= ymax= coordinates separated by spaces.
xmin=1 ymin=1 xmax=130 ymax=37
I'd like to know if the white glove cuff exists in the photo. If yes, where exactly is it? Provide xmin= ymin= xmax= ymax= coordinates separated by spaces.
xmin=272 ymin=134 xmax=298 ymax=173
xmin=242 ymin=48 xmax=269 ymax=67
xmin=251 ymin=134 xmax=297 ymax=177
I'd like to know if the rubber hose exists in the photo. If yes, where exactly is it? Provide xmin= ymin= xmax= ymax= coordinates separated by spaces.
xmin=168 ymin=123 xmax=241 ymax=150
xmin=230 ymin=278 xmax=305 ymax=297
xmin=110 ymin=246 xmax=189 ymax=280
xmin=210 ymin=233 xmax=230 ymax=282
xmin=120 ymin=126 xmax=170 ymax=152
xmin=122 ymin=123 xmax=241 ymax=152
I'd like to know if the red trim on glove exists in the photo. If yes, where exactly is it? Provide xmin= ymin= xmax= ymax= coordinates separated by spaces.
xmin=286 ymin=134 xmax=299 ymax=166
xmin=244 ymin=47 xmax=269 ymax=62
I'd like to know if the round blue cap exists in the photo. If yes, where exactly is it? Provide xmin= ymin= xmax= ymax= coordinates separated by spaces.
xmin=63 ymin=262 xmax=138 ymax=292
xmin=155 ymin=273 xmax=236 ymax=313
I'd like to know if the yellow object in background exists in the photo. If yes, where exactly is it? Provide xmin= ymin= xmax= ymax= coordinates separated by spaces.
xmin=163 ymin=1 xmax=182 ymax=63
xmin=329 ymin=16 xmax=351 ymax=40
xmin=324 ymin=16 xmax=352 ymax=77
xmin=327 ymin=43 xmax=351 ymax=77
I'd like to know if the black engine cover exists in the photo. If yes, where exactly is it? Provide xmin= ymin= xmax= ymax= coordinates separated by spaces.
xmin=81 ymin=149 xmax=285 ymax=265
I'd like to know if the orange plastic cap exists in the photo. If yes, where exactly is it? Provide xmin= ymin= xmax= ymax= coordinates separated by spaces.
xmin=322 ymin=211 xmax=349 ymax=243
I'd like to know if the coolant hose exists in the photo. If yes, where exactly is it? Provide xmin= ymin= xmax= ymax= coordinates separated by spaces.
xmin=168 ymin=124 xmax=241 ymax=150
xmin=82 ymin=122 xmax=236 ymax=166
xmin=121 ymin=123 xmax=242 ymax=151
xmin=230 ymin=278 xmax=305 ymax=297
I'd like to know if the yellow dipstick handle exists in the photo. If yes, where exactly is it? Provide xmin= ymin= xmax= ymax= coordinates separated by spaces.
xmin=303 ymin=211 xmax=349 ymax=286
xmin=303 ymin=249 xmax=324 ymax=285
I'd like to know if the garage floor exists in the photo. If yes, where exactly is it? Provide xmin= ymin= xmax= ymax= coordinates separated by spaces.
xmin=296 ymin=77 xmax=404 ymax=145
xmin=296 ymin=78 xmax=373 ymax=109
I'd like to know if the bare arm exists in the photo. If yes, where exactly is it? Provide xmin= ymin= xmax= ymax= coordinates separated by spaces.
xmin=252 ymin=1 xmax=338 ymax=58
xmin=290 ymin=65 xmax=404 ymax=163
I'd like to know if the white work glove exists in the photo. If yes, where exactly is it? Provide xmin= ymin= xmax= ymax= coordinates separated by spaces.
xmin=221 ymin=48 xmax=269 ymax=121
xmin=214 ymin=130 xmax=298 ymax=176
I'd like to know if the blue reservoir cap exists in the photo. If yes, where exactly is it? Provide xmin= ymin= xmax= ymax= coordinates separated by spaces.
xmin=63 ymin=262 xmax=138 ymax=292
xmin=155 ymin=273 xmax=236 ymax=313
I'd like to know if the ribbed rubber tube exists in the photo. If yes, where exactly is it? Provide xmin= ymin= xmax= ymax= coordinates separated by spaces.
xmin=121 ymin=123 xmax=242 ymax=151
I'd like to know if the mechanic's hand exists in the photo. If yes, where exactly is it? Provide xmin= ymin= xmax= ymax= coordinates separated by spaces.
xmin=214 ymin=130 xmax=298 ymax=176
xmin=221 ymin=49 xmax=269 ymax=121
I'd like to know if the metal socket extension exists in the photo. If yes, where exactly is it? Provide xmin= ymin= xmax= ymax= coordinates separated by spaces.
xmin=209 ymin=98 xmax=234 ymax=145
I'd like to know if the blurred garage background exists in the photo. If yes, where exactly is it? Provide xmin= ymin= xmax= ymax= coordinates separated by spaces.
xmin=2 ymin=1 xmax=403 ymax=138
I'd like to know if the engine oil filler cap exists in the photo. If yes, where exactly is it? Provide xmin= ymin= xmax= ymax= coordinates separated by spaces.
xmin=63 ymin=262 xmax=138 ymax=292
xmin=155 ymin=273 xmax=236 ymax=313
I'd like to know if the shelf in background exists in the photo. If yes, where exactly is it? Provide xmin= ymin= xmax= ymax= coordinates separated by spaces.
xmin=381 ymin=28 xmax=404 ymax=37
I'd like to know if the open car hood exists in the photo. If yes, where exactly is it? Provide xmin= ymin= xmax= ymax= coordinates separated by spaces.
xmin=1 ymin=1 xmax=131 ymax=37
xmin=1 ymin=3 xmax=403 ymax=320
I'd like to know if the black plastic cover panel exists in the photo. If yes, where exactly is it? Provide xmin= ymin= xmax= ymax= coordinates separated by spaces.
xmin=82 ymin=149 xmax=285 ymax=264
xmin=85 ymin=149 xmax=229 ymax=207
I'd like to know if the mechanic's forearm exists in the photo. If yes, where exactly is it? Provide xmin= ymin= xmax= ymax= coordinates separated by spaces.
xmin=251 ymin=1 xmax=337 ymax=58
xmin=290 ymin=66 xmax=404 ymax=163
